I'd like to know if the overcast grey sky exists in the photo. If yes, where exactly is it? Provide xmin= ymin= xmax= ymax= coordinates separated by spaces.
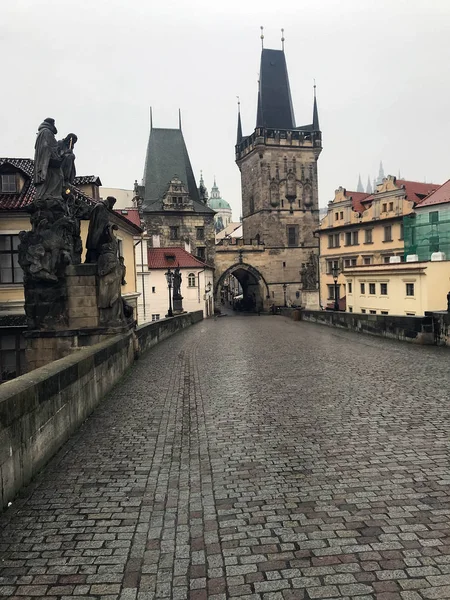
xmin=2 ymin=0 xmax=450 ymax=218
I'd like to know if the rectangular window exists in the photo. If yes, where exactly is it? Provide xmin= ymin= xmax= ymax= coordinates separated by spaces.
xmin=151 ymin=314 xmax=160 ymax=321
xmin=399 ymin=223 xmax=404 ymax=240
xmin=361 ymin=308 xmax=366 ymax=314
xmin=384 ymin=225 xmax=392 ymax=242
xmin=365 ymin=229 xmax=373 ymax=244
xmin=287 ymin=226 xmax=298 ymax=247
xmin=345 ymin=232 xmax=352 ymax=246
xmin=0 ymin=333 xmax=25 ymax=382
xmin=327 ymin=259 xmax=339 ymax=274
xmin=351 ymin=258 xmax=357 ymax=266
xmin=197 ymin=247 xmax=206 ymax=260
xmin=348 ymin=307 xmax=353 ymax=313
xmin=382 ymin=203 xmax=387 ymax=212
xmin=1 ymin=174 xmax=17 ymax=193
xmin=363 ymin=256 xmax=371 ymax=265
xmin=152 ymin=286 xmax=156 ymax=293
xmin=169 ymin=226 xmax=179 ymax=240
xmin=340 ymin=211 xmax=343 ymax=220
xmin=383 ymin=255 xmax=392 ymax=264
xmin=381 ymin=311 xmax=388 ymax=315
xmin=429 ymin=211 xmax=439 ymax=224
xmin=406 ymin=312 xmax=415 ymax=316
xmin=334 ymin=234 xmax=340 ymax=248
xmin=0 ymin=235 xmax=23 ymax=284
xmin=196 ymin=227 xmax=204 ymax=241
xmin=327 ymin=284 xmax=335 ymax=300
xmin=117 ymin=238 xmax=123 ymax=258
xmin=406 ymin=283 xmax=415 ymax=296
xmin=344 ymin=259 xmax=350 ymax=268
xmin=360 ymin=283 xmax=365 ymax=294
xmin=328 ymin=234 xmax=334 ymax=248
xmin=335 ymin=212 xmax=339 ymax=221
xmin=369 ymin=310 xmax=376 ymax=314
xmin=249 ymin=196 xmax=255 ymax=213
xmin=389 ymin=202 xmax=394 ymax=211
xmin=348 ymin=282 xmax=352 ymax=294
xmin=369 ymin=283 xmax=376 ymax=295
xmin=352 ymin=231 xmax=359 ymax=245
xmin=380 ymin=283 xmax=388 ymax=295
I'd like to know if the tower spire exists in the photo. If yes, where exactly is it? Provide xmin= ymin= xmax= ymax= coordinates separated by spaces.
xmin=260 ymin=26 xmax=264 ymax=48
xmin=357 ymin=174 xmax=364 ymax=192
xmin=312 ymin=80 xmax=320 ymax=131
xmin=178 ymin=108 xmax=182 ymax=131
xmin=236 ymin=96 xmax=243 ymax=144
xmin=150 ymin=106 xmax=153 ymax=131
xmin=366 ymin=176 xmax=373 ymax=194
xmin=281 ymin=28 xmax=285 ymax=51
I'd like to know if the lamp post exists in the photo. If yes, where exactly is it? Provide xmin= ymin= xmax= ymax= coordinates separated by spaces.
xmin=282 ymin=283 xmax=287 ymax=307
xmin=331 ymin=265 xmax=340 ymax=311
xmin=165 ymin=268 xmax=174 ymax=317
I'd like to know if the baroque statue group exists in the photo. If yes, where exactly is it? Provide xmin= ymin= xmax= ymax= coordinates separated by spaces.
xmin=18 ymin=118 xmax=132 ymax=329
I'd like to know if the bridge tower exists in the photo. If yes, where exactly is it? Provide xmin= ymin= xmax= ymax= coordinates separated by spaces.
xmin=215 ymin=41 xmax=322 ymax=311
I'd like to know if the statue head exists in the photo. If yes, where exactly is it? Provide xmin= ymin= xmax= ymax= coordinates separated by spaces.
xmin=39 ymin=117 xmax=57 ymax=134
xmin=64 ymin=133 xmax=78 ymax=148
xmin=105 ymin=196 xmax=116 ymax=210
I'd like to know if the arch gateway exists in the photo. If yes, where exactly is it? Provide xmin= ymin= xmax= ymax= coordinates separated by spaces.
xmin=214 ymin=44 xmax=322 ymax=312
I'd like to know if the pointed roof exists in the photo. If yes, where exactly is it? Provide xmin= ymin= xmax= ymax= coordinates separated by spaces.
xmin=312 ymin=85 xmax=320 ymax=131
xmin=256 ymin=48 xmax=295 ymax=129
xmin=142 ymin=127 xmax=211 ymax=212
xmin=416 ymin=179 xmax=450 ymax=208
xmin=237 ymin=108 xmax=243 ymax=144
xmin=356 ymin=174 xmax=364 ymax=192
xmin=366 ymin=176 xmax=373 ymax=194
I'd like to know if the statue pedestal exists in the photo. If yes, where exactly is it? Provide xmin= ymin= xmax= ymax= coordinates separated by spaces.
xmin=173 ymin=294 xmax=184 ymax=314
xmin=25 ymin=264 xmax=133 ymax=372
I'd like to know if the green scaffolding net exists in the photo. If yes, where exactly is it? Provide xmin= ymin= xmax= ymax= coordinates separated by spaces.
xmin=404 ymin=207 xmax=450 ymax=261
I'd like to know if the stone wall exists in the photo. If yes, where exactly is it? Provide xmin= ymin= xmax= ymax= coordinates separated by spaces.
xmin=299 ymin=310 xmax=435 ymax=344
xmin=0 ymin=312 xmax=203 ymax=510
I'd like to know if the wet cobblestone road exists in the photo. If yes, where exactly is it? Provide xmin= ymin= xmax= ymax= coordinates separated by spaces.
xmin=2 ymin=316 xmax=450 ymax=600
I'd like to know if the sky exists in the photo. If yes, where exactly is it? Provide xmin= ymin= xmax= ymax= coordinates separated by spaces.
xmin=2 ymin=0 xmax=450 ymax=219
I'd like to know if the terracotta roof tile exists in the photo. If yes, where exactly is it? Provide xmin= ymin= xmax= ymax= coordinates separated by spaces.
xmin=346 ymin=191 xmax=370 ymax=213
xmin=416 ymin=179 xmax=450 ymax=208
xmin=115 ymin=208 xmax=141 ymax=228
xmin=148 ymin=247 xmax=208 ymax=269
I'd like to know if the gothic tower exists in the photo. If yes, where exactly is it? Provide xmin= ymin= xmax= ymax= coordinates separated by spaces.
xmin=235 ymin=47 xmax=322 ymax=254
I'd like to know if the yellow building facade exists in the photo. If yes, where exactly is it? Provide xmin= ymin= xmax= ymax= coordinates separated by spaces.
xmin=318 ymin=176 xmax=439 ymax=309
xmin=344 ymin=260 xmax=450 ymax=316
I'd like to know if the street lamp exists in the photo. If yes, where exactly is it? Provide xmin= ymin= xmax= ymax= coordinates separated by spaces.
xmin=282 ymin=283 xmax=287 ymax=307
xmin=165 ymin=268 xmax=174 ymax=317
xmin=331 ymin=265 xmax=340 ymax=311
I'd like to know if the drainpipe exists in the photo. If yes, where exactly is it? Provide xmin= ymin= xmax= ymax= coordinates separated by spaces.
xmin=314 ymin=230 xmax=322 ymax=309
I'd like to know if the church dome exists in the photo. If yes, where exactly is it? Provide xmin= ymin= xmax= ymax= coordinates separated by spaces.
xmin=208 ymin=178 xmax=231 ymax=211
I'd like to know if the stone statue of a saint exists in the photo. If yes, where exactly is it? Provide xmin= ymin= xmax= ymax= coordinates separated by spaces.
xmin=34 ymin=118 xmax=64 ymax=200
xmin=59 ymin=133 xmax=78 ymax=185
xmin=301 ymin=252 xmax=318 ymax=290
xmin=85 ymin=197 xmax=117 ymax=263
xmin=173 ymin=267 xmax=182 ymax=297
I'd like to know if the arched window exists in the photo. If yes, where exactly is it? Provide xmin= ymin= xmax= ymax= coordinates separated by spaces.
xmin=188 ymin=273 xmax=196 ymax=287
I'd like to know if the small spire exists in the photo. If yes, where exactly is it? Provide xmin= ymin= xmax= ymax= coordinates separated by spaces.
xmin=178 ymin=108 xmax=182 ymax=131
xmin=312 ymin=80 xmax=320 ymax=131
xmin=366 ymin=176 xmax=373 ymax=194
xmin=281 ymin=28 xmax=285 ymax=51
xmin=236 ymin=96 xmax=243 ymax=144
xmin=357 ymin=174 xmax=364 ymax=193
xmin=214 ymin=175 xmax=217 ymax=187
xmin=260 ymin=26 xmax=264 ymax=48
xmin=150 ymin=106 xmax=153 ymax=130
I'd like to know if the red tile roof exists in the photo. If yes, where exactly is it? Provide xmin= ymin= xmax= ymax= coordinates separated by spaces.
xmin=115 ymin=208 xmax=141 ymax=228
xmin=148 ymin=247 xmax=208 ymax=269
xmin=416 ymin=179 xmax=450 ymax=208
xmin=346 ymin=191 xmax=370 ymax=213
xmin=360 ymin=179 xmax=440 ymax=206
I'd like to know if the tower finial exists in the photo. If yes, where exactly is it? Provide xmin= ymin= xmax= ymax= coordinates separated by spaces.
xmin=281 ymin=28 xmax=285 ymax=51
xmin=236 ymin=96 xmax=243 ymax=144
xmin=178 ymin=108 xmax=182 ymax=131
xmin=312 ymin=80 xmax=320 ymax=131
xmin=150 ymin=106 xmax=153 ymax=131
xmin=260 ymin=26 xmax=264 ymax=48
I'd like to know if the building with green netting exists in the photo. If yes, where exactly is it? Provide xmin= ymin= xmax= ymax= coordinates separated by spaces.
xmin=403 ymin=179 xmax=450 ymax=261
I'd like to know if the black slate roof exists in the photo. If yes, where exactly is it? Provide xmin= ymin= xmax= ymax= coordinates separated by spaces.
xmin=257 ymin=49 xmax=296 ymax=130
xmin=142 ymin=128 xmax=213 ymax=214
xmin=74 ymin=175 xmax=102 ymax=186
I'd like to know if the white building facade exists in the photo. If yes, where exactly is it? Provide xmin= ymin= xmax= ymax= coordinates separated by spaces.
xmin=136 ymin=246 xmax=214 ymax=322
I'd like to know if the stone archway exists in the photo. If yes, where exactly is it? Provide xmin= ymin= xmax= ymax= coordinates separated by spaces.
xmin=215 ymin=262 xmax=270 ymax=313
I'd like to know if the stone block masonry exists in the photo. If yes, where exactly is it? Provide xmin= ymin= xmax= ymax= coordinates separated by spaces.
xmin=0 ymin=311 xmax=203 ymax=510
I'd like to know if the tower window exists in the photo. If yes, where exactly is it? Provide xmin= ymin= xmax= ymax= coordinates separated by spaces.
xmin=287 ymin=226 xmax=298 ymax=247
xmin=196 ymin=227 xmax=204 ymax=240
xmin=169 ymin=226 xmax=179 ymax=240
xmin=249 ymin=196 xmax=255 ymax=214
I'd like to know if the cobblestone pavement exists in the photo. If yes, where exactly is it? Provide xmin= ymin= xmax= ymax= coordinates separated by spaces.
xmin=3 ymin=316 xmax=450 ymax=600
